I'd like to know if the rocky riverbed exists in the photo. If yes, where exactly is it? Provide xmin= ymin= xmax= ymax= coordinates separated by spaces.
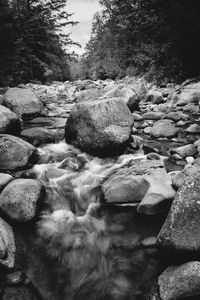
xmin=1 ymin=77 xmax=200 ymax=299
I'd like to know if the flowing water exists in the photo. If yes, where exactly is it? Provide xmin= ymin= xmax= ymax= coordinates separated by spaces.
xmin=23 ymin=141 xmax=166 ymax=300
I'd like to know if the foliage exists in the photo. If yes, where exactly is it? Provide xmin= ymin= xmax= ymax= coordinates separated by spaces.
xmin=0 ymin=0 xmax=79 ymax=85
xmin=80 ymin=0 xmax=200 ymax=83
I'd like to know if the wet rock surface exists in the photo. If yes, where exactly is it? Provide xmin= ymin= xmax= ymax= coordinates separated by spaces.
xmin=0 ymin=135 xmax=38 ymax=171
xmin=0 ymin=179 xmax=45 ymax=222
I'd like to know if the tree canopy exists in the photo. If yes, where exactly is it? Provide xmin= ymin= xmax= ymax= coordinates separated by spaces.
xmin=0 ymin=0 xmax=79 ymax=85
xmin=80 ymin=0 xmax=200 ymax=83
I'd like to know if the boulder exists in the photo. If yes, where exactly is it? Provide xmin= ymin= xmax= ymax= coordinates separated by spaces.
xmin=4 ymin=88 xmax=46 ymax=120
xmin=163 ymin=112 xmax=188 ymax=122
xmin=150 ymin=120 xmax=178 ymax=138
xmin=158 ymin=262 xmax=200 ymax=300
xmin=183 ymin=103 xmax=199 ymax=114
xmin=0 ymin=179 xmax=45 ymax=222
xmin=186 ymin=123 xmax=200 ymax=134
xmin=146 ymin=90 xmax=164 ymax=104
xmin=143 ymin=111 xmax=165 ymax=120
xmin=172 ymin=164 xmax=200 ymax=189
xmin=170 ymin=144 xmax=196 ymax=158
xmin=157 ymin=174 xmax=200 ymax=251
xmin=0 ymin=135 xmax=38 ymax=171
xmin=65 ymin=98 xmax=134 ymax=155
xmin=0 ymin=217 xmax=15 ymax=269
xmin=170 ymin=82 xmax=200 ymax=106
xmin=0 ymin=105 xmax=21 ymax=134
xmin=132 ymin=113 xmax=143 ymax=121
xmin=102 ymin=159 xmax=175 ymax=214
xmin=0 ymin=173 xmax=13 ymax=192
xmin=20 ymin=127 xmax=57 ymax=146
xmin=127 ymin=95 xmax=140 ymax=112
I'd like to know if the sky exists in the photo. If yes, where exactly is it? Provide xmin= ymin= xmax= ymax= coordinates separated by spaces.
xmin=66 ymin=0 xmax=101 ymax=55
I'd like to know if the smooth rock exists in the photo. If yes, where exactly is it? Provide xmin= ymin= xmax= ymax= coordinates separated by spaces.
xmin=65 ymin=98 xmax=134 ymax=155
xmin=0 ymin=94 xmax=4 ymax=105
xmin=0 ymin=134 xmax=38 ymax=171
xmin=163 ymin=112 xmax=188 ymax=122
xmin=157 ymin=174 xmax=200 ymax=251
xmin=183 ymin=103 xmax=199 ymax=114
xmin=4 ymin=88 xmax=46 ymax=120
xmin=0 ymin=179 xmax=45 ymax=222
xmin=0 ymin=217 xmax=15 ymax=269
xmin=143 ymin=111 xmax=165 ymax=120
xmin=0 ymin=173 xmax=13 ymax=192
xmin=172 ymin=164 xmax=200 ymax=189
xmin=144 ymin=127 xmax=151 ymax=134
xmin=170 ymin=144 xmax=196 ymax=158
xmin=146 ymin=90 xmax=164 ymax=104
xmin=102 ymin=160 xmax=175 ymax=209
xmin=132 ymin=113 xmax=143 ymax=121
xmin=0 ymin=105 xmax=21 ymax=134
xmin=150 ymin=120 xmax=178 ymax=138
xmin=158 ymin=262 xmax=200 ymax=300
xmin=186 ymin=123 xmax=200 ymax=133
xmin=21 ymin=127 xmax=57 ymax=146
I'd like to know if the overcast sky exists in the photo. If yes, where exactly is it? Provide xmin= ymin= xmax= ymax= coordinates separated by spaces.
xmin=66 ymin=0 xmax=101 ymax=55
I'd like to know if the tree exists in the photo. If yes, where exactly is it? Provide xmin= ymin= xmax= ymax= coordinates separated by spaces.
xmin=0 ymin=0 xmax=79 ymax=85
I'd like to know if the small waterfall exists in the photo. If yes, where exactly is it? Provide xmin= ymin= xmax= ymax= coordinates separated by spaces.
xmin=24 ymin=142 xmax=163 ymax=300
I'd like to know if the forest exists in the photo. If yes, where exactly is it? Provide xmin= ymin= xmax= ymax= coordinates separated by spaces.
xmin=1 ymin=0 xmax=200 ymax=85
xmin=79 ymin=0 xmax=200 ymax=83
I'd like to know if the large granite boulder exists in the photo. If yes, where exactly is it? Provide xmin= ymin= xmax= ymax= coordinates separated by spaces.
xmin=0 ymin=179 xmax=45 ymax=222
xmin=0 ymin=105 xmax=21 ymax=134
xmin=65 ymin=98 xmax=134 ymax=155
xmin=0 ymin=135 xmax=38 ymax=171
xmin=158 ymin=262 xmax=200 ymax=300
xmin=150 ymin=120 xmax=178 ymax=138
xmin=102 ymin=159 xmax=175 ymax=214
xmin=157 ymin=174 xmax=200 ymax=251
xmin=0 ymin=217 xmax=15 ymax=269
xmin=4 ymin=88 xmax=46 ymax=120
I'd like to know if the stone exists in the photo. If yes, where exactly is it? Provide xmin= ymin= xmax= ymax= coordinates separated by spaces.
xmin=143 ymin=111 xmax=165 ymax=120
xmin=186 ymin=123 xmax=200 ymax=133
xmin=183 ymin=103 xmax=199 ymax=114
xmin=102 ymin=159 xmax=175 ymax=211
xmin=4 ymin=88 xmax=46 ymax=120
xmin=176 ymin=120 xmax=186 ymax=127
xmin=170 ymin=82 xmax=200 ymax=106
xmin=0 ymin=217 xmax=15 ymax=269
xmin=146 ymin=90 xmax=164 ymax=104
xmin=132 ymin=113 xmax=143 ymax=121
xmin=0 ymin=105 xmax=21 ymax=134
xmin=65 ymin=98 xmax=134 ymax=155
xmin=157 ymin=174 xmax=200 ymax=251
xmin=170 ymin=144 xmax=196 ymax=158
xmin=172 ymin=164 xmax=200 ymax=189
xmin=0 ymin=179 xmax=45 ymax=222
xmin=0 ymin=134 xmax=38 ymax=171
xmin=143 ymin=127 xmax=151 ymax=134
xmin=163 ymin=112 xmax=188 ymax=122
xmin=158 ymin=262 xmax=200 ymax=300
xmin=0 ymin=173 xmax=13 ymax=192
xmin=20 ymin=127 xmax=57 ymax=146
xmin=150 ymin=120 xmax=178 ymax=138
xmin=194 ymin=139 xmax=200 ymax=147
xmin=126 ymin=94 xmax=140 ymax=112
